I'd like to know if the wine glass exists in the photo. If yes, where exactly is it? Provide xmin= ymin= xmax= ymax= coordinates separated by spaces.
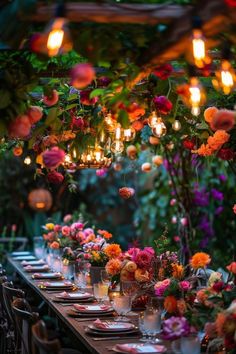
xmin=112 ymin=295 xmax=132 ymax=322
xmin=121 ymin=280 xmax=139 ymax=301
xmin=101 ymin=270 xmax=112 ymax=286
xmin=143 ymin=308 xmax=162 ymax=343
xmin=93 ymin=283 xmax=109 ymax=303
xmin=74 ymin=260 xmax=90 ymax=289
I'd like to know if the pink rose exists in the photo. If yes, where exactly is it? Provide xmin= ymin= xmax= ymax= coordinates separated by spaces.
xmin=83 ymin=228 xmax=94 ymax=236
xmin=180 ymin=281 xmax=191 ymax=291
xmin=80 ymin=89 xmax=98 ymax=106
xmin=70 ymin=63 xmax=95 ymax=89
xmin=47 ymin=171 xmax=64 ymax=184
xmin=27 ymin=106 xmax=43 ymax=124
xmin=210 ymin=110 xmax=235 ymax=132
xmin=63 ymin=214 xmax=72 ymax=223
xmin=144 ymin=247 xmax=155 ymax=256
xmin=8 ymin=115 xmax=31 ymax=138
xmin=43 ymin=147 xmax=65 ymax=169
xmin=43 ymin=89 xmax=59 ymax=106
xmin=54 ymin=225 xmax=61 ymax=232
xmin=62 ymin=226 xmax=70 ymax=237
xmin=153 ymin=95 xmax=172 ymax=115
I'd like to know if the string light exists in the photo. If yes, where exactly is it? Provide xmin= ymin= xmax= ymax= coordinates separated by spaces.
xmin=152 ymin=118 xmax=167 ymax=138
xmin=148 ymin=111 xmax=159 ymax=128
xmin=24 ymin=156 xmax=32 ymax=165
xmin=123 ymin=127 xmax=136 ymax=142
xmin=110 ymin=140 xmax=124 ymax=154
xmin=213 ymin=60 xmax=236 ymax=95
xmin=104 ymin=113 xmax=117 ymax=132
xmin=172 ymin=120 xmax=182 ymax=131
xmin=189 ymin=77 xmax=205 ymax=116
xmin=77 ymin=146 xmax=112 ymax=169
xmin=192 ymin=29 xmax=206 ymax=68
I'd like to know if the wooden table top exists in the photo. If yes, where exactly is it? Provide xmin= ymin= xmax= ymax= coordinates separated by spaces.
xmin=7 ymin=255 xmax=172 ymax=354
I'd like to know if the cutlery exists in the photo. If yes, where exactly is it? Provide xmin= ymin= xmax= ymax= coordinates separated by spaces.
xmin=92 ymin=336 xmax=140 ymax=341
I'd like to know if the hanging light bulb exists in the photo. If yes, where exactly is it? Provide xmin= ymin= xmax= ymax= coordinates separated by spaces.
xmin=111 ymin=140 xmax=124 ymax=154
xmin=152 ymin=118 xmax=167 ymax=138
xmin=123 ymin=127 xmax=136 ymax=142
xmin=47 ymin=18 xmax=66 ymax=57
xmin=24 ymin=156 xmax=32 ymax=165
xmin=189 ymin=77 xmax=205 ymax=116
xmin=104 ymin=112 xmax=117 ymax=132
xmin=148 ymin=111 xmax=159 ymax=128
xmin=172 ymin=119 xmax=181 ymax=131
xmin=192 ymin=29 xmax=206 ymax=68
xmin=213 ymin=60 xmax=236 ymax=95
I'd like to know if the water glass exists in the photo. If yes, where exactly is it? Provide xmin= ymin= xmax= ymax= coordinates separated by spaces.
xmin=93 ymin=283 xmax=109 ymax=303
xmin=181 ymin=335 xmax=201 ymax=354
xmin=143 ymin=308 xmax=161 ymax=343
xmin=62 ymin=262 xmax=74 ymax=280
xmin=139 ymin=312 xmax=149 ymax=342
xmin=52 ymin=249 xmax=61 ymax=272
xmin=121 ymin=280 xmax=139 ymax=301
xmin=112 ymin=295 xmax=132 ymax=322
xmin=33 ymin=237 xmax=45 ymax=260
xmin=74 ymin=261 xmax=90 ymax=289
xmin=101 ymin=270 xmax=112 ymax=286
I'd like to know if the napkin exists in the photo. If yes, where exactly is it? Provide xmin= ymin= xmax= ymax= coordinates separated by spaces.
xmin=74 ymin=304 xmax=110 ymax=311
xmin=115 ymin=345 xmax=138 ymax=354
xmin=33 ymin=272 xmax=60 ymax=278
xmin=25 ymin=265 xmax=48 ymax=270
xmin=93 ymin=319 xmax=109 ymax=329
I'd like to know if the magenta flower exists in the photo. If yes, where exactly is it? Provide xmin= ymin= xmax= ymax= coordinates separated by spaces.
xmin=179 ymin=281 xmax=191 ymax=291
xmin=162 ymin=316 xmax=190 ymax=340
xmin=43 ymin=147 xmax=65 ymax=169
xmin=134 ymin=250 xmax=153 ymax=269
xmin=47 ymin=171 xmax=64 ymax=184
xmin=70 ymin=63 xmax=95 ymax=89
xmin=153 ymin=95 xmax=172 ymax=115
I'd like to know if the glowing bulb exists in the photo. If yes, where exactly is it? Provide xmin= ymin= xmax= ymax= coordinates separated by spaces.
xmin=152 ymin=118 xmax=167 ymax=138
xmin=172 ymin=120 xmax=181 ymax=131
xmin=148 ymin=111 xmax=159 ymax=128
xmin=123 ymin=127 xmax=136 ymax=142
xmin=86 ymin=154 xmax=92 ymax=162
xmin=192 ymin=29 xmax=206 ymax=68
xmin=95 ymin=150 xmax=102 ymax=161
xmin=64 ymin=154 xmax=72 ymax=164
xmin=115 ymin=125 xmax=122 ymax=140
xmin=24 ymin=156 xmax=31 ymax=165
xmin=220 ymin=60 xmax=235 ymax=95
xmin=111 ymin=140 xmax=124 ymax=154
xmin=189 ymin=77 xmax=205 ymax=116
xmin=72 ymin=148 xmax=77 ymax=159
xmin=104 ymin=113 xmax=117 ymax=132
xmin=47 ymin=18 xmax=65 ymax=56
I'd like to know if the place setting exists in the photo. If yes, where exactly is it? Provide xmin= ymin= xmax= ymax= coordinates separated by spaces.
xmin=37 ymin=280 xmax=76 ymax=292
xmin=24 ymin=264 xmax=50 ymax=273
xmin=32 ymin=272 xmax=62 ymax=280
xmin=52 ymin=290 xmax=94 ymax=304
xmin=13 ymin=255 xmax=37 ymax=261
xmin=22 ymin=259 xmax=46 ymax=266
xmin=110 ymin=343 xmax=167 ymax=353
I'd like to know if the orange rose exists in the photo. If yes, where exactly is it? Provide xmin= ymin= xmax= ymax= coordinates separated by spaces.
xmin=164 ymin=295 xmax=177 ymax=313
xmin=124 ymin=261 xmax=137 ymax=273
xmin=226 ymin=262 xmax=236 ymax=274
xmin=204 ymin=106 xmax=218 ymax=123
xmin=105 ymin=258 xmax=122 ymax=276
xmin=104 ymin=244 xmax=122 ymax=259
xmin=50 ymin=241 xmax=60 ymax=249
xmin=190 ymin=252 xmax=211 ymax=269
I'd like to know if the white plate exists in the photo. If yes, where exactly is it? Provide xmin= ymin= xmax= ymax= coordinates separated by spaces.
xmin=13 ymin=255 xmax=36 ymax=260
xmin=56 ymin=291 xmax=91 ymax=299
xmin=88 ymin=322 xmax=134 ymax=332
xmin=73 ymin=304 xmax=113 ymax=313
xmin=113 ymin=343 xmax=167 ymax=353
xmin=11 ymin=251 xmax=31 ymax=256
xmin=22 ymin=259 xmax=45 ymax=265
xmin=32 ymin=272 xmax=61 ymax=279
xmin=39 ymin=281 xmax=73 ymax=288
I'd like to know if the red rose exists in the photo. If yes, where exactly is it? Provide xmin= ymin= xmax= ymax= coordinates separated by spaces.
xmin=183 ymin=139 xmax=195 ymax=150
xmin=80 ymin=89 xmax=98 ymax=106
xmin=47 ymin=171 xmax=64 ymax=184
xmin=152 ymin=64 xmax=173 ymax=80
xmin=217 ymin=148 xmax=235 ymax=161
xmin=212 ymin=281 xmax=225 ymax=293
xmin=153 ymin=96 xmax=172 ymax=115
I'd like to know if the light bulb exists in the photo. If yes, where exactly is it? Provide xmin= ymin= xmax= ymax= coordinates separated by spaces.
xmin=123 ymin=127 xmax=136 ymax=142
xmin=192 ymin=29 xmax=206 ymax=68
xmin=148 ymin=111 xmax=159 ymax=128
xmin=24 ymin=156 xmax=31 ymax=165
xmin=111 ymin=140 xmax=124 ymax=154
xmin=189 ymin=77 xmax=205 ymax=116
xmin=114 ymin=124 xmax=123 ymax=140
xmin=104 ymin=113 xmax=117 ymax=132
xmin=72 ymin=148 xmax=77 ymax=159
xmin=47 ymin=18 xmax=66 ymax=56
xmin=64 ymin=154 xmax=72 ymax=164
xmin=152 ymin=118 xmax=167 ymax=138
xmin=172 ymin=120 xmax=181 ymax=131
xmin=218 ymin=60 xmax=235 ymax=95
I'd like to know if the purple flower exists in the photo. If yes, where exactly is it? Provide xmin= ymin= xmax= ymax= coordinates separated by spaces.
xmin=198 ymin=216 xmax=214 ymax=237
xmin=162 ymin=317 xmax=190 ymax=340
xmin=193 ymin=189 xmax=209 ymax=207
xmin=218 ymin=174 xmax=227 ymax=182
xmin=215 ymin=206 xmax=224 ymax=215
xmin=199 ymin=236 xmax=209 ymax=248
xmin=211 ymin=188 xmax=224 ymax=201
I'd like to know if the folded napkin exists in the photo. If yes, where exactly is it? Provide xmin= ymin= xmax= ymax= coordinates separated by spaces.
xmin=75 ymin=304 xmax=110 ymax=311
xmin=22 ymin=259 xmax=45 ymax=265
xmin=74 ymin=304 xmax=87 ymax=311
xmin=33 ymin=272 xmax=60 ymax=279
xmin=25 ymin=265 xmax=48 ymax=270
xmin=93 ymin=319 xmax=109 ymax=329
xmin=115 ymin=345 xmax=138 ymax=354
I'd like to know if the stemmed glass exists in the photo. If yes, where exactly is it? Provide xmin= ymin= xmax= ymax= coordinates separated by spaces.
xmin=74 ymin=260 xmax=90 ymax=289
xmin=139 ymin=312 xmax=149 ymax=342
xmin=112 ymin=295 xmax=132 ymax=322
xmin=121 ymin=280 xmax=139 ymax=304
xmin=101 ymin=270 xmax=112 ymax=286
xmin=143 ymin=307 xmax=162 ymax=343
xmin=93 ymin=283 xmax=109 ymax=303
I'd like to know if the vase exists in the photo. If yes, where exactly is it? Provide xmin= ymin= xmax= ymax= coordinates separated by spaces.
xmin=90 ymin=266 xmax=105 ymax=285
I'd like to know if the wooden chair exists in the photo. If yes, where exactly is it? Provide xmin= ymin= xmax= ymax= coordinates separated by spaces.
xmin=32 ymin=320 xmax=82 ymax=354
xmin=0 ymin=275 xmax=8 ymax=354
xmin=12 ymin=298 xmax=39 ymax=354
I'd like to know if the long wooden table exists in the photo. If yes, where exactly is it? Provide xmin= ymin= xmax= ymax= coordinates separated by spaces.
xmin=7 ymin=255 xmax=171 ymax=354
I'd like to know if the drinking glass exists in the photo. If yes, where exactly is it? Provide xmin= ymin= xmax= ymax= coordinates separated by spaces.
xmin=181 ymin=335 xmax=201 ymax=354
xmin=61 ymin=261 xmax=74 ymax=280
xmin=93 ymin=283 xmax=109 ymax=303
xmin=121 ymin=280 xmax=139 ymax=302
xmin=52 ymin=249 xmax=62 ymax=273
xmin=143 ymin=308 xmax=161 ymax=343
xmin=33 ymin=237 xmax=45 ymax=260
xmin=101 ymin=270 xmax=112 ymax=286
xmin=74 ymin=260 xmax=90 ymax=289
xmin=139 ymin=312 xmax=149 ymax=342
xmin=112 ymin=295 xmax=132 ymax=322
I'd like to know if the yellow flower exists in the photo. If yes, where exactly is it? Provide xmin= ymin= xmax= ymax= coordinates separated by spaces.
xmin=172 ymin=263 xmax=184 ymax=279
xmin=91 ymin=251 xmax=101 ymax=261
xmin=45 ymin=223 xmax=54 ymax=230
xmin=190 ymin=252 xmax=211 ymax=269
xmin=104 ymin=244 xmax=122 ymax=259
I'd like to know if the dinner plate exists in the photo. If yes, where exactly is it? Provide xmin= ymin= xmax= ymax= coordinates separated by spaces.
xmin=56 ymin=291 xmax=92 ymax=300
xmin=73 ymin=304 xmax=113 ymax=313
xmin=88 ymin=321 xmax=135 ymax=332
xmin=25 ymin=265 xmax=49 ymax=272
xmin=22 ymin=259 xmax=46 ymax=266
xmin=38 ymin=281 xmax=74 ymax=290
xmin=85 ymin=327 xmax=139 ymax=337
xmin=11 ymin=251 xmax=31 ymax=256
xmin=13 ymin=255 xmax=36 ymax=261
xmin=67 ymin=309 xmax=114 ymax=318
xmin=112 ymin=343 xmax=167 ymax=353
xmin=32 ymin=272 xmax=62 ymax=279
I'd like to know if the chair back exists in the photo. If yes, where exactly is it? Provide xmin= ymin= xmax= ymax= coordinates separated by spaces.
xmin=2 ymin=281 xmax=25 ymax=325
xmin=12 ymin=298 xmax=39 ymax=354
xmin=32 ymin=320 xmax=62 ymax=354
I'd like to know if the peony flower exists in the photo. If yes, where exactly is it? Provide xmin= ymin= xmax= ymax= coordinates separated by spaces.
xmin=83 ymin=228 xmax=94 ymax=236
xmin=154 ymin=279 xmax=170 ymax=297
xmin=8 ymin=115 xmax=31 ymax=138
xmin=70 ymin=63 xmax=95 ymax=89
xmin=226 ymin=261 xmax=236 ymax=274
xmin=54 ymin=225 xmax=61 ymax=232
xmin=104 ymin=244 xmax=122 ymax=259
xmin=217 ymin=148 xmax=235 ymax=160
xmin=134 ymin=268 xmax=149 ymax=282
xmin=50 ymin=241 xmax=60 ymax=249
xmin=153 ymin=95 xmax=172 ymax=115
xmin=143 ymin=247 xmax=155 ymax=256
xmin=162 ymin=316 xmax=190 ymax=340
xmin=134 ymin=250 xmax=153 ymax=270
xmin=27 ymin=106 xmax=43 ymax=124
xmin=47 ymin=171 xmax=64 ymax=184
xmin=105 ymin=258 xmax=122 ymax=276
xmin=119 ymin=187 xmax=135 ymax=199
xmin=80 ymin=89 xmax=98 ymax=105
xmin=210 ymin=110 xmax=235 ymax=132
xmin=124 ymin=261 xmax=137 ymax=273
xmin=43 ymin=147 xmax=65 ymax=169
xmin=152 ymin=63 xmax=173 ymax=80
xmin=63 ymin=214 xmax=72 ymax=223
xmin=179 ymin=280 xmax=191 ymax=291
xmin=204 ymin=106 xmax=218 ymax=124
xmin=190 ymin=252 xmax=211 ymax=269
xmin=164 ymin=295 xmax=178 ymax=313
xmin=61 ymin=226 xmax=71 ymax=237
xmin=43 ymin=89 xmax=59 ymax=106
